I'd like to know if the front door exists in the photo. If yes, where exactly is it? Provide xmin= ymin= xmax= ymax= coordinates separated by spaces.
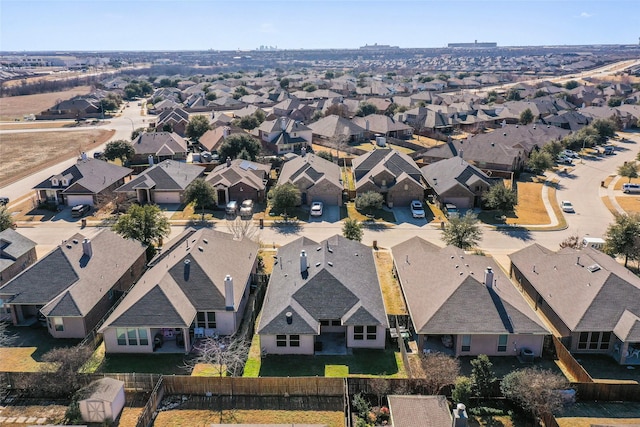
xmin=217 ymin=189 xmax=227 ymax=205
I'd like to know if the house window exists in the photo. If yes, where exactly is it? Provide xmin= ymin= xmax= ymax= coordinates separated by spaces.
xmin=354 ymin=326 xmax=364 ymax=341
xmin=498 ymin=335 xmax=508 ymax=352
xmin=589 ymin=332 xmax=600 ymax=350
xmin=116 ymin=328 xmax=127 ymax=345
xmin=276 ymin=335 xmax=287 ymax=347
xmin=331 ymin=320 xmax=341 ymax=326
xmin=205 ymin=312 xmax=216 ymax=329
xmin=600 ymin=332 xmax=611 ymax=350
xmin=196 ymin=311 xmax=216 ymax=329
xmin=51 ymin=178 xmax=59 ymax=186
xmin=320 ymin=320 xmax=330 ymax=326
xmin=127 ymin=328 xmax=138 ymax=345
xmin=289 ymin=335 xmax=300 ymax=347
xmin=138 ymin=329 xmax=149 ymax=346
xmin=53 ymin=317 xmax=64 ymax=332
xmin=578 ymin=332 xmax=589 ymax=350
xmin=366 ymin=325 xmax=377 ymax=340
xmin=461 ymin=335 xmax=471 ymax=352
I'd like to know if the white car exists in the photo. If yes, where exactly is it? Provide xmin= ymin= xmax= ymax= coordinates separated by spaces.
xmin=310 ymin=201 xmax=323 ymax=217
xmin=410 ymin=200 xmax=425 ymax=218
xmin=561 ymin=201 xmax=575 ymax=213
xmin=557 ymin=155 xmax=573 ymax=165
xmin=562 ymin=149 xmax=579 ymax=158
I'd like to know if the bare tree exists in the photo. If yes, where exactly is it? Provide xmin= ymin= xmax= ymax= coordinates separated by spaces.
xmin=29 ymin=345 xmax=94 ymax=398
xmin=501 ymin=367 xmax=570 ymax=419
xmin=416 ymin=352 xmax=460 ymax=394
xmin=0 ymin=321 xmax=16 ymax=347
xmin=559 ymin=234 xmax=581 ymax=249
xmin=369 ymin=378 xmax=391 ymax=407
xmin=185 ymin=336 xmax=249 ymax=378
xmin=226 ymin=217 xmax=261 ymax=243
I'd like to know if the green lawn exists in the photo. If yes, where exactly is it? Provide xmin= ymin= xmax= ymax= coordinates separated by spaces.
xmin=346 ymin=202 xmax=396 ymax=223
xmin=258 ymin=349 xmax=406 ymax=378
xmin=98 ymin=353 xmax=191 ymax=375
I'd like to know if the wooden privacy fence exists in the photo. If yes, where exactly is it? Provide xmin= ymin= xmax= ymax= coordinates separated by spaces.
xmin=162 ymin=376 xmax=345 ymax=396
xmin=574 ymin=382 xmax=640 ymax=402
xmin=551 ymin=335 xmax=593 ymax=383
xmin=135 ymin=376 xmax=164 ymax=427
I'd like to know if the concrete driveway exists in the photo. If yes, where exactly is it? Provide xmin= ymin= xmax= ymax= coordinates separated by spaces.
xmin=308 ymin=205 xmax=341 ymax=223
xmin=393 ymin=206 xmax=430 ymax=226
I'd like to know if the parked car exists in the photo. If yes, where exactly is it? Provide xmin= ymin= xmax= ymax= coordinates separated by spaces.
xmin=0 ymin=196 xmax=9 ymax=206
xmin=71 ymin=204 xmax=90 ymax=218
xmin=310 ymin=201 xmax=323 ymax=217
xmin=240 ymin=199 xmax=254 ymax=217
xmin=562 ymin=149 xmax=579 ymax=158
xmin=410 ymin=200 xmax=425 ymax=218
xmin=200 ymin=151 xmax=213 ymax=162
xmin=561 ymin=201 xmax=575 ymax=213
xmin=444 ymin=203 xmax=459 ymax=218
xmin=93 ymin=151 xmax=103 ymax=159
xmin=603 ymin=145 xmax=615 ymax=155
xmin=557 ymin=155 xmax=573 ymax=165
xmin=225 ymin=200 xmax=238 ymax=215
xmin=622 ymin=183 xmax=640 ymax=194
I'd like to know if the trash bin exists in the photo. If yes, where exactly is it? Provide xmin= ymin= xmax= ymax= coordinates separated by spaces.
xmin=259 ymin=218 xmax=264 ymax=229
xmin=373 ymin=240 xmax=378 ymax=250
xmin=601 ymin=180 xmax=605 ymax=187
xmin=441 ymin=221 xmax=445 ymax=229
xmin=81 ymin=219 xmax=86 ymax=228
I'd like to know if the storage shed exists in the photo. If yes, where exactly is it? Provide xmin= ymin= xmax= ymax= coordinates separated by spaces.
xmin=78 ymin=377 xmax=125 ymax=423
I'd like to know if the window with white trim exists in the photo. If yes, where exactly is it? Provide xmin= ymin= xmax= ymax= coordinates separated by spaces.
xmin=196 ymin=311 xmax=216 ymax=329
xmin=53 ymin=317 xmax=64 ymax=332
xmin=276 ymin=335 xmax=287 ymax=347
xmin=498 ymin=334 xmax=508 ymax=352
xmin=354 ymin=326 xmax=364 ymax=340
xmin=366 ymin=325 xmax=377 ymax=340
xmin=116 ymin=328 xmax=149 ymax=346
xmin=289 ymin=335 xmax=300 ymax=347
xmin=461 ymin=335 xmax=471 ymax=352
xmin=578 ymin=331 xmax=610 ymax=350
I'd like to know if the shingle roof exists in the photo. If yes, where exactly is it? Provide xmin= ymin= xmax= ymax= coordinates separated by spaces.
xmin=33 ymin=158 xmax=132 ymax=193
xmin=0 ymin=229 xmax=36 ymax=272
xmin=352 ymin=149 xmax=424 ymax=190
xmin=78 ymin=378 xmax=124 ymax=403
xmin=421 ymin=157 xmax=496 ymax=196
xmin=307 ymin=115 xmax=365 ymax=138
xmin=352 ymin=114 xmax=412 ymax=134
xmin=509 ymin=244 xmax=640 ymax=336
xmin=99 ymin=228 xmax=258 ymax=331
xmin=116 ymin=160 xmax=205 ymax=192
xmin=0 ymin=230 xmax=146 ymax=318
xmin=277 ymin=154 xmax=342 ymax=190
xmin=258 ymin=235 xmax=387 ymax=335
xmin=392 ymin=237 xmax=548 ymax=335
xmin=206 ymin=159 xmax=270 ymax=191
xmin=131 ymin=132 xmax=187 ymax=157
xmin=388 ymin=395 xmax=451 ymax=427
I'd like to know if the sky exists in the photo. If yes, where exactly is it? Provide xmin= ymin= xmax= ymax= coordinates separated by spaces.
xmin=1 ymin=0 xmax=639 ymax=52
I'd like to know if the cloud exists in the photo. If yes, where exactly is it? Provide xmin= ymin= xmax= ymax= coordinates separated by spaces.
xmin=259 ymin=23 xmax=277 ymax=34
xmin=579 ymin=12 xmax=593 ymax=18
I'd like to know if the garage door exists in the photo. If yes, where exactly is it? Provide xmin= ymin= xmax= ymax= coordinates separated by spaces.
xmin=310 ymin=192 xmax=340 ymax=206
xmin=66 ymin=195 xmax=95 ymax=207
xmin=443 ymin=197 xmax=471 ymax=209
xmin=153 ymin=192 xmax=181 ymax=204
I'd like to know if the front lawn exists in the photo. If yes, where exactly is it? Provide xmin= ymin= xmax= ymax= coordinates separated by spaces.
xmin=478 ymin=181 xmax=549 ymax=226
xmin=258 ymin=348 xmax=406 ymax=378
xmin=346 ymin=202 xmax=396 ymax=223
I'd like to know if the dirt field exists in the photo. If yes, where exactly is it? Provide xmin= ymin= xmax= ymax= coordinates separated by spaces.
xmin=0 ymin=129 xmax=115 ymax=188
xmin=0 ymin=86 xmax=91 ymax=120
xmin=153 ymin=409 xmax=344 ymax=427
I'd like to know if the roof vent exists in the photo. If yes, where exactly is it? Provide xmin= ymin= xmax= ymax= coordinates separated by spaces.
xmin=328 ymin=261 xmax=333 ymax=267
xmin=72 ymin=239 xmax=78 ymax=244
xmin=315 ymin=262 xmax=321 ymax=267
xmin=198 ymin=246 xmax=204 ymax=251
xmin=316 ymin=247 xmax=322 ymax=251
xmin=203 ymin=239 xmax=208 ymax=244
xmin=586 ymin=264 xmax=601 ymax=273
xmin=286 ymin=311 xmax=293 ymax=324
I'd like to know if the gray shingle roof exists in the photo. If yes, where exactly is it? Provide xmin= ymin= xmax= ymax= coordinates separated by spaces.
xmin=78 ymin=378 xmax=124 ymax=403
xmin=392 ymin=237 xmax=548 ymax=335
xmin=33 ymin=158 xmax=132 ymax=194
xmin=0 ymin=230 xmax=146 ymax=317
xmin=0 ymin=229 xmax=36 ymax=272
xmin=258 ymin=235 xmax=387 ymax=335
xmin=116 ymin=160 xmax=205 ymax=192
xmin=352 ymin=149 xmax=424 ymax=190
xmin=206 ymin=159 xmax=270 ymax=191
xmin=509 ymin=244 xmax=640 ymax=336
xmin=421 ymin=156 xmax=496 ymax=196
xmin=99 ymin=228 xmax=258 ymax=330
xmin=388 ymin=395 xmax=451 ymax=427
xmin=277 ymin=154 xmax=342 ymax=190
xmin=307 ymin=115 xmax=365 ymax=138
xmin=132 ymin=132 xmax=187 ymax=156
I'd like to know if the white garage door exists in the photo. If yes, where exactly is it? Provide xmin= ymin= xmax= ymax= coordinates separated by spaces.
xmin=153 ymin=192 xmax=181 ymax=204
xmin=66 ymin=195 xmax=95 ymax=207
xmin=310 ymin=193 xmax=340 ymax=206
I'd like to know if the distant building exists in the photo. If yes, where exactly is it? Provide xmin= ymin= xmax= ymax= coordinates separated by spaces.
xmin=448 ymin=40 xmax=497 ymax=48
xmin=359 ymin=43 xmax=400 ymax=50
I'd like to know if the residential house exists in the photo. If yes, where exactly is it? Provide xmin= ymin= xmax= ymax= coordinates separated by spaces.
xmin=257 ymin=117 xmax=313 ymax=155
xmin=37 ymin=96 xmax=101 ymax=120
xmin=0 ymin=229 xmax=146 ymax=338
xmin=272 ymin=98 xmax=302 ymax=117
xmin=131 ymin=132 xmax=188 ymax=164
xmin=351 ymin=149 xmax=425 ymax=207
xmin=116 ymin=160 xmax=205 ymax=204
xmin=206 ymin=158 xmax=271 ymax=205
xmin=197 ymin=125 xmax=245 ymax=153
xmin=421 ymin=156 xmax=497 ymax=209
xmin=352 ymin=114 xmax=413 ymax=139
xmin=34 ymin=156 xmax=132 ymax=207
xmin=258 ymin=235 xmax=388 ymax=355
xmin=392 ymin=237 xmax=548 ymax=357
xmin=542 ymin=110 xmax=590 ymax=131
xmin=155 ymin=107 xmax=189 ymax=136
xmin=98 ymin=228 xmax=259 ymax=354
xmin=510 ymin=244 xmax=640 ymax=365
xmin=0 ymin=229 xmax=36 ymax=289
xmin=277 ymin=153 xmax=343 ymax=206
xmin=307 ymin=115 xmax=366 ymax=143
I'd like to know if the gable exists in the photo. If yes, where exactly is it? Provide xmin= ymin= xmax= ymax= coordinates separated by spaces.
xmin=168 ymin=258 xmax=225 ymax=311
xmin=293 ymin=269 xmax=359 ymax=320
xmin=109 ymin=285 xmax=189 ymax=327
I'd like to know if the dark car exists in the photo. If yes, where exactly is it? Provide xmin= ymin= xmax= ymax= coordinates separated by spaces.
xmin=71 ymin=204 xmax=91 ymax=218
xmin=0 ymin=197 xmax=9 ymax=206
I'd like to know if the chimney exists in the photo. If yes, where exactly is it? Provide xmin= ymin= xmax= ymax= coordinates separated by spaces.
xmin=184 ymin=259 xmax=191 ymax=280
xmin=81 ymin=152 xmax=88 ymax=161
xmin=223 ymin=126 xmax=230 ymax=137
xmin=226 ymin=156 xmax=232 ymax=167
xmin=459 ymin=149 xmax=464 ymax=160
xmin=148 ymin=155 xmax=154 ymax=166
xmin=301 ymin=146 xmax=307 ymax=157
xmin=452 ymin=403 xmax=468 ymax=427
xmin=286 ymin=311 xmax=293 ymax=324
xmin=300 ymin=250 xmax=308 ymax=273
xmin=484 ymin=267 xmax=494 ymax=289
xmin=82 ymin=238 xmax=92 ymax=257
xmin=280 ymin=117 xmax=287 ymax=131
xmin=224 ymin=275 xmax=234 ymax=311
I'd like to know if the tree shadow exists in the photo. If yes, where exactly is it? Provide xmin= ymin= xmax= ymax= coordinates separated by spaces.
xmin=497 ymin=226 xmax=533 ymax=241
xmin=271 ymin=220 xmax=302 ymax=235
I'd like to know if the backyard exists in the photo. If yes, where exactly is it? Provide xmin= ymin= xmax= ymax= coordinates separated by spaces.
xmin=556 ymin=401 xmax=640 ymax=427
xmin=153 ymin=409 xmax=344 ymax=427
